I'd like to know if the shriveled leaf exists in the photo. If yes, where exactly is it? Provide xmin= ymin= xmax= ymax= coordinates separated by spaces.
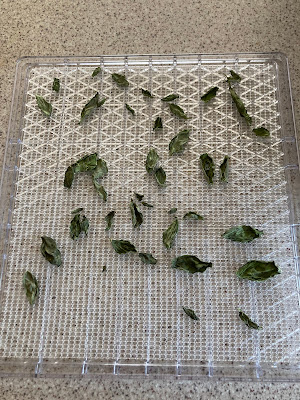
xmin=126 ymin=103 xmax=135 ymax=115
xmin=64 ymin=166 xmax=75 ymax=188
xmin=169 ymin=129 xmax=190 ymax=156
xmin=102 ymin=265 xmax=107 ymax=272
xmin=71 ymin=207 xmax=83 ymax=214
xmin=70 ymin=214 xmax=82 ymax=240
xmin=105 ymin=211 xmax=115 ymax=231
xmin=130 ymin=199 xmax=143 ymax=228
xmin=135 ymin=193 xmax=144 ymax=201
xmin=52 ymin=78 xmax=60 ymax=92
xmin=145 ymin=149 xmax=159 ymax=173
xmin=169 ymin=103 xmax=188 ymax=119
xmin=168 ymin=208 xmax=177 ymax=214
xmin=220 ymin=155 xmax=229 ymax=183
xmin=182 ymin=307 xmax=199 ymax=321
xmin=153 ymin=117 xmax=163 ymax=131
xmin=236 ymin=260 xmax=281 ymax=281
xmin=155 ymin=167 xmax=166 ymax=186
xmin=199 ymin=153 xmax=215 ymax=184
xmin=40 ymin=236 xmax=62 ymax=266
xmin=229 ymin=86 xmax=252 ymax=126
xmin=138 ymin=252 xmax=157 ymax=265
xmin=201 ymin=87 xmax=219 ymax=102
xmin=92 ymin=67 xmax=101 ymax=77
xmin=226 ymin=70 xmax=241 ymax=84
xmin=163 ymin=218 xmax=178 ymax=249
xmin=111 ymin=239 xmax=137 ymax=254
xmin=161 ymin=94 xmax=179 ymax=102
xmin=36 ymin=95 xmax=52 ymax=117
xmin=141 ymin=88 xmax=153 ymax=98
xmin=239 ymin=310 xmax=262 ymax=330
xmin=23 ymin=271 xmax=39 ymax=305
xmin=93 ymin=158 xmax=108 ymax=179
xmin=253 ymin=127 xmax=270 ymax=137
xmin=112 ymin=73 xmax=129 ymax=88
xmin=141 ymin=201 xmax=153 ymax=208
xmin=172 ymin=255 xmax=212 ymax=274
xmin=183 ymin=212 xmax=203 ymax=220
xmin=93 ymin=181 xmax=107 ymax=201
xmin=81 ymin=215 xmax=89 ymax=236
xmin=79 ymin=92 xmax=102 ymax=124
xmin=223 ymin=225 xmax=263 ymax=243
xmin=73 ymin=153 xmax=98 ymax=173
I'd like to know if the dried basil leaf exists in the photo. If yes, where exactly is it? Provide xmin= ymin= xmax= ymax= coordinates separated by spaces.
xmin=163 ymin=218 xmax=178 ymax=249
xmin=182 ymin=307 xmax=199 ymax=321
xmin=138 ymin=252 xmax=157 ymax=265
xmin=105 ymin=211 xmax=115 ymax=231
xmin=92 ymin=67 xmax=101 ymax=77
xmin=146 ymin=149 xmax=159 ymax=173
xmin=229 ymin=86 xmax=252 ymax=126
xmin=52 ymin=78 xmax=60 ymax=93
xmin=161 ymin=94 xmax=179 ymax=102
xmin=239 ymin=310 xmax=262 ymax=330
xmin=102 ymin=265 xmax=107 ymax=272
xmin=153 ymin=117 xmax=163 ymax=131
xmin=223 ymin=225 xmax=263 ymax=243
xmin=64 ymin=166 xmax=75 ymax=188
xmin=73 ymin=153 xmax=98 ymax=173
xmin=93 ymin=181 xmax=107 ymax=201
xmin=169 ymin=103 xmax=188 ymax=119
xmin=40 ymin=236 xmax=62 ymax=266
xmin=183 ymin=212 xmax=203 ymax=220
xmin=71 ymin=207 xmax=83 ymax=214
xmin=220 ymin=155 xmax=229 ymax=183
xmin=226 ymin=70 xmax=241 ymax=84
xmin=126 ymin=103 xmax=135 ymax=115
xmin=93 ymin=158 xmax=108 ymax=179
xmin=253 ymin=127 xmax=270 ymax=137
xmin=168 ymin=208 xmax=177 ymax=214
xmin=199 ymin=153 xmax=215 ymax=184
xmin=36 ymin=95 xmax=52 ymax=117
xmin=70 ymin=214 xmax=82 ymax=240
xmin=141 ymin=88 xmax=153 ymax=98
xmin=172 ymin=255 xmax=212 ymax=274
xmin=236 ymin=260 xmax=281 ymax=281
xmin=141 ymin=201 xmax=153 ymax=208
xmin=81 ymin=215 xmax=89 ymax=236
xmin=155 ymin=167 xmax=166 ymax=186
xmin=112 ymin=73 xmax=129 ymax=88
xmin=130 ymin=199 xmax=143 ymax=228
xmin=98 ymin=98 xmax=107 ymax=107
xmin=23 ymin=271 xmax=39 ymax=305
xmin=201 ymin=87 xmax=219 ymax=102
xmin=169 ymin=129 xmax=190 ymax=156
xmin=111 ymin=239 xmax=137 ymax=254
xmin=79 ymin=92 xmax=102 ymax=124
xmin=135 ymin=193 xmax=144 ymax=201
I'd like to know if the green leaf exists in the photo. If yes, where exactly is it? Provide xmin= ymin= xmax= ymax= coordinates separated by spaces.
xmin=112 ymin=73 xmax=129 ymax=88
xmin=236 ymin=260 xmax=281 ymax=281
xmin=81 ymin=215 xmax=89 ymax=236
xmin=102 ymin=265 xmax=107 ymax=272
xmin=40 ymin=236 xmax=62 ymax=266
xmin=93 ymin=158 xmax=108 ymax=179
xmin=64 ymin=166 xmax=75 ymax=188
xmin=229 ymin=86 xmax=252 ymax=126
xmin=155 ymin=167 xmax=166 ymax=186
xmin=169 ymin=103 xmax=188 ymax=119
xmin=105 ymin=211 xmax=115 ymax=231
xmin=199 ymin=153 xmax=215 ymax=184
xmin=161 ymin=94 xmax=179 ymax=102
xmin=138 ymin=252 xmax=157 ymax=264
xmin=169 ymin=129 xmax=190 ymax=156
xmin=126 ymin=103 xmax=135 ymax=115
xmin=145 ymin=149 xmax=159 ymax=173
xmin=220 ymin=155 xmax=229 ymax=183
xmin=141 ymin=88 xmax=153 ymax=98
xmin=52 ymin=78 xmax=60 ymax=92
xmin=111 ymin=239 xmax=137 ymax=254
xmin=79 ymin=92 xmax=101 ymax=124
xmin=183 ymin=212 xmax=203 ymax=220
xmin=182 ymin=307 xmax=199 ymax=321
xmin=93 ymin=181 xmax=107 ymax=201
xmin=70 ymin=214 xmax=82 ymax=240
xmin=172 ymin=255 xmax=212 ymax=274
xmin=163 ymin=218 xmax=178 ymax=249
xmin=141 ymin=201 xmax=153 ymax=208
xmin=168 ymin=208 xmax=177 ymax=214
xmin=130 ymin=199 xmax=143 ymax=228
xmin=153 ymin=117 xmax=163 ymax=131
xmin=226 ymin=70 xmax=241 ymax=84
xmin=71 ymin=207 xmax=83 ymax=214
xmin=239 ymin=310 xmax=262 ymax=330
xmin=36 ymin=95 xmax=52 ymax=117
xmin=73 ymin=153 xmax=98 ymax=173
xmin=135 ymin=193 xmax=144 ymax=201
xmin=23 ymin=271 xmax=39 ymax=305
xmin=201 ymin=87 xmax=219 ymax=102
xmin=223 ymin=225 xmax=263 ymax=243
xmin=253 ymin=127 xmax=270 ymax=137
xmin=92 ymin=67 xmax=101 ymax=77
xmin=98 ymin=98 xmax=107 ymax=107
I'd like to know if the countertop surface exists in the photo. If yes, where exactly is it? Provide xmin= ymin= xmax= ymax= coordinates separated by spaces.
xmin=1 ymin=0 xmax=300 ymax=398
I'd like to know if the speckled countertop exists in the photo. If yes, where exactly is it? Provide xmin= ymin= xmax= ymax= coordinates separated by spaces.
xmin=1 ymin=0 xmax=300 ymax=398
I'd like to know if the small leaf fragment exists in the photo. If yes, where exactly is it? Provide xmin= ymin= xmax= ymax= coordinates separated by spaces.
xmin=155 ymin=167 xmax=166 ymax=186
xmin=23 ymin=271 xmax=39 ymax=305
xmin=52 ymin=78 xmax=60 ymax=93
xmin=239 ymin=310 xmax=262 ymax=330
xmin=169 ymin=103 xmax=188 ymax=119
xmin=229 ymin=85 xmax=252 ymax=126
xmin=201 ymin=87 xmax=219 ymax=102
xmin=105 ymin=211 xmax=115 ymax=231
xmin=141 ymin=88 xmax=153 ymax=98
xmin=138 ymin=252 xmax=157 ymax=265
xmin=146 ymin=149 xmax=159 ymax=173
xmin=172 ymin=255 xmax=212 ymax=274
xmin=169 ymin=129 xmax=190 ymax=156
xmin=161 ymin=94 xmax=179 ymax=102
xmin=163 ymin=218 xmax=178 ymax=249
xmin=36 ymin=95 xmax=52 ymax=117
xmin=125 ymin=103 xmax=135 ymax=115
xmin=112 ymin=73 xmax=129 ymax=88
xmin=130 ymin=199 xmax=144 ymax=228
xmin=223 ymin=225 xmax=263 ymax=243
xmin=236 ymin=260 xmax=281 ymax=281
xmin=92 ymin=67 xmax=101 ymax=77
xmin=71 ymin=207 xmax=83 ymax=214
xmin=102 ymin=265 xmax=107 ymax=272
xmin=253 ymin=127 xmax=270 ymax=137
xmin=220 ymin=155 xmax=230 ymax=183
xmin=226 ymin=70 xmax=241 ymax=84
xmin=40 ymin=236 xmax=62 ymax=266
xmin=183 ymin=212 xmax=203 ymax=220
xmin=168 ymin=208 xmax=177 ymax=214
xmin=153 ymin=117 xmax=163 ymax=131
xmin=182 ymin=307 xmax=199 ymax=321
xmin=111 ymin=239 xmax=137 ymax=254
xmin=73 ymin=153 xmax=98 ymax=173
xmin=141 ymin=201 xmax=153 ymax=208
xmin=135 ymin=193 xmax=144 ymax=201
xmin=199 ymin=153 xmax=215 ymax=184
xmin=79 ymin=93 xmax=105 ymax=124
xmin=93 ymin=181 xmax=107 ymax=201
xmin=64 ymin=166 xmax=75 ymax=188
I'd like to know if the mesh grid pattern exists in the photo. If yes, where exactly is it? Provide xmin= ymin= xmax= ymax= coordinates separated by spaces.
xmin=0 ymin=59 xmax=299 ymax=364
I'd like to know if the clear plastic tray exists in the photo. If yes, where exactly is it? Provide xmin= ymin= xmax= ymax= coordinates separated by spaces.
xmin=0 ymin=53 xmax=299 ymax=381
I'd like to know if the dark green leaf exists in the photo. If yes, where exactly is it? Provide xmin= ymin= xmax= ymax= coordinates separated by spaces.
xmin=36 ymin=95 xmax=52 ymax=117
xmin=226 ymin=70 xmax=241 ymax=84
xmin=183 ymin=212 xmax=203 ymax=220
xmin=71 ymin=207 xmax=83 ymax=214
xmin=155 ymin=167 xmax=166 ymax=186
xmin=201 ymin=87 xmax=219 ymax=102
xmin=145 ymin=149 xmax=159 ymax=173
xmin=126 ymin=103 xmax=135 ymax=115
xmin=70 ymin=214 xmax=82 ymax=240
xmin=93 ymin=181 xmax=107 ymax=201
xmin=172 ymin=255 xmax=212 ymax=274
xmin=92 ymin=67 xmax=101 ymax=77
xmin=111 ymin=239 xmax=137 ymax=254
xmin=138 ymin=252 xmax=157 ymax=265
xmin=182 ymin=307 xmax=199 ymax=321
xmin=79 ymin=92 xmax=101 ymax=124
xmin=168 ymin=208 xmax=177 ymax=214
xmin=153 ymin=117 xmax=163 ymax=131
xmin=163 ymin=218 xmax=178 ymax=249
xmin=40 ymin=236 xmax=62 ymax=266
xmin=253 ymin=127 xmax=270 ymax=137
xmin=199 ymin=153 xmax=215 ymax=184
xmin=169 ymin=103 xmax=188 ymax=119
xmin=141 ymin=88 xmax=153 ymax=98
xmin=93 ymin=158 xmax=108 ymax=179
xmin=220 ymin=155 xmax=230 ymax=183
xmin=169 ymin=129 xmax=190 ymax=156
xmin=112 ymin=73 xmax=129 ymax=88
xmin=236 ymin=260 xmax=281 ymax=281
xmin=64 ymin=166 xmax=75 ymax=188
xmin=239 ymin=310 xmax=262 ymax=330
xmin=223 ymin=225 xmax=263 ymax=243
xmin=141 ymin=201 xmax=153 ymax=208
xmin=161 ymin=94 xmax=179 ymax=102
xmin=23 ymin=271 xmax=39 ymax=305
xmin=52 ymin=78 xmax=60 ymax=92
xmin=229 ymin=86 xmax=252 ymax=126
xmin=130 ymin=199 xmax=143 ymax=228
xmin=105 ymin=211 xmax=115 ymax=231
xmin=135 ymin=193 xmax=144 ymax=201
xmin=73 ymin=153 xmax=98 ymax=173
xmin=81 ymin=215 xmax=89 ymax=236
xmin=102 ymin=265 xmax=107 ymax=272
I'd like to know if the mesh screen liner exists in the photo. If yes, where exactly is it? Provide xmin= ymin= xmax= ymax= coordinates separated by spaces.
xmin=0 ymin=60 xmax=299 ymax=365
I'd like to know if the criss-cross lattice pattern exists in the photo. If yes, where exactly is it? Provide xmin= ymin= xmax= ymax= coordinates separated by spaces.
xmin=0 ymin=59 xmax=299 ymax=365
